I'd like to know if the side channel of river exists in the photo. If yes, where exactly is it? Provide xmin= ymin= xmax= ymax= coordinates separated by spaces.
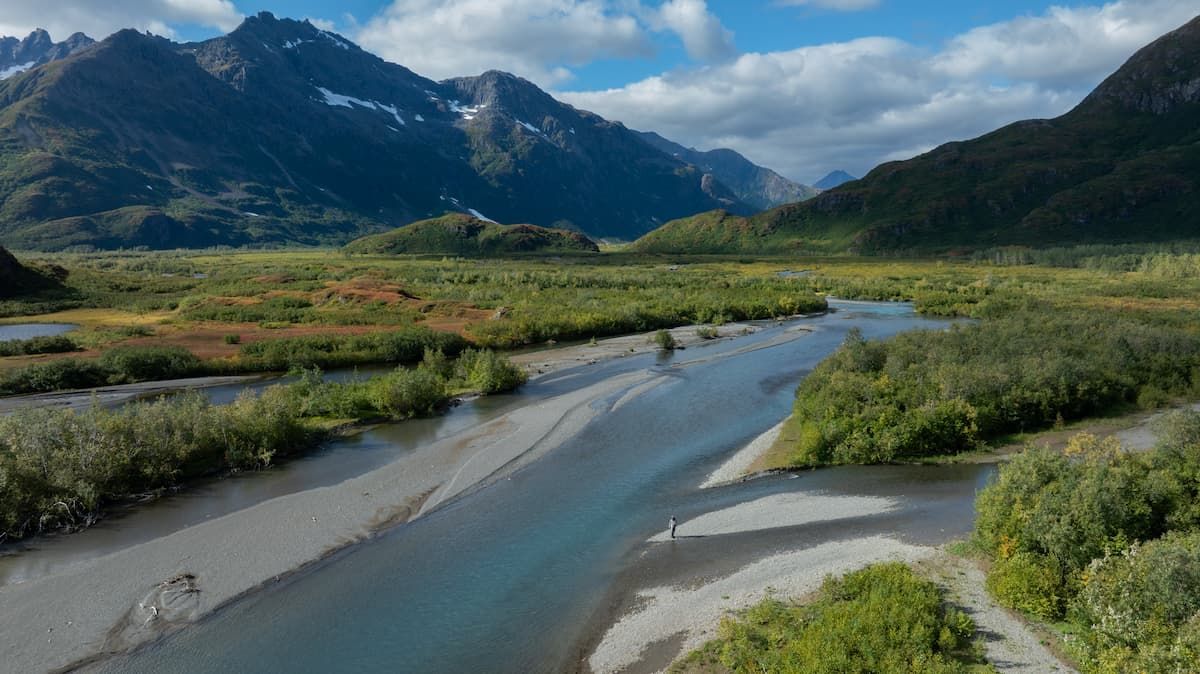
xmin=86 ymin=301 xmax=993 ymax=674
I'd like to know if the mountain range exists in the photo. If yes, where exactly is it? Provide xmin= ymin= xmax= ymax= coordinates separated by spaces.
xmin=0 ymin=30 xmax=93 ymax=80
xmin=0 ymin=14 xmax=810 ymax=251
xmin=635 ymin=15 xmax=1200 ymax=255
xmin=635 ymin=131 xmax=817 ymax=210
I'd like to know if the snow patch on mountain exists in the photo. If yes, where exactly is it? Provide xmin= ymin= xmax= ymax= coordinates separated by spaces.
xmin=320 ymin=31 xmax=350 ymax=50
xmin=317 ymin=87 xmax=406 ymax=126
xmin=0 ymin=61 xmax=35 ymax=80
xmin=467 ymin=208 xmax=497 ymax=223
xmin=449 ymin=100 xmax=486 ymax=120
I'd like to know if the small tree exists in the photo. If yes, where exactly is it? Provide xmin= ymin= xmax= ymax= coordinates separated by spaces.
xmin=653 ymin=329 xmax=677 ymax=351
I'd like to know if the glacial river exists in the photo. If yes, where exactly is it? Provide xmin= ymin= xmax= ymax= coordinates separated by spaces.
xmin=72 ymin=301 xmax=993 ymax=673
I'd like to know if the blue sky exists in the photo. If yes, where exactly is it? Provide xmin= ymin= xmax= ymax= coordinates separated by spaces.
xmin=3 ymin=1 xmax=1198 ymax=182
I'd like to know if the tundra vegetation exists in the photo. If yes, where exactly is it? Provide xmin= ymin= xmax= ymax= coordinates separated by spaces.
xmin=0 ymin=347 xmax=524 ymax=541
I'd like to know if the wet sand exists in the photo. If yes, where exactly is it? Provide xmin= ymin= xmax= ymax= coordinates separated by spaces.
xmin=698 ymin=419 xmax=786 ymax=488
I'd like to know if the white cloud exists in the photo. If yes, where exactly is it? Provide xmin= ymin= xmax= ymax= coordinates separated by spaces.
xmin=776 ymin=0 xmax=881 ymax=11
xmin=354 ymin=0 xmax=734 ymax=86
xmin=933 ymin=0 xmax=1200 ymax=87
xmin=653 ymin=0 xmax=735 ymax=60
xmin=305 ymin=17 xmax=338 ymax=33
xmin=355 ymin=0 xmax=650 ymax=86
xmin=560 ymin=1 xmax=1200 ymax=184
xmin=0 ymin=0 xmax=241 ymax=40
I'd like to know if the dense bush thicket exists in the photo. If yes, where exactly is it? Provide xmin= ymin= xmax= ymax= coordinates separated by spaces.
xmin=786 ymin=312 xmax=1200 ymax=465
xmin=680 ymin=563 xmax=979 ymax=673
xmin=0 ymin=348 xmax=524 ymax=540
xmin=0 ymin=346 xmax=203 ymax=395
xmin=974 ymin=414 xmax=1200 ymax=671
xmin=237 ymin=327 xmax=468 ymax=371
xmin=0 ymin=389 xmax=315 ymax=540
xmin=0 ymin=334 xmax=79 ymax=357
xmin=0 ymin=329 xmax=469 ymax=396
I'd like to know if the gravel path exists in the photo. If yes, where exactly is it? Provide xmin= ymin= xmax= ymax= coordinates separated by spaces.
xmin=931 ymin=555 xmax=1078 ymax=673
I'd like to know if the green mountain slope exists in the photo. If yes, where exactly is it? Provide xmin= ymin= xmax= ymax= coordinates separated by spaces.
xmin=634 ymin=15 xmax=1200 ymax=255
xmin=0 ymin=14 xmax=752 ymax=250
xmin=344 ymin=213 xmax=599 ymax=256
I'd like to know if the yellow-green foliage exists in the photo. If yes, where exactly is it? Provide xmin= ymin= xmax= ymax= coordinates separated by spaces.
xmin=680 ymin=563 xmax=979 ymax=674
xmin=975 ymin=416 xmax=1200 ymax=671
xmin=1071 ymin=533 xmax=1200 ymax=673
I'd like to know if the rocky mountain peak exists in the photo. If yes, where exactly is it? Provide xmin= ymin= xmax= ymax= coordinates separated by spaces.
xmin=0 ymin=28 xmax=94 ymax=79
xmin=1079 ymin=14 xmax=1200 ymax=115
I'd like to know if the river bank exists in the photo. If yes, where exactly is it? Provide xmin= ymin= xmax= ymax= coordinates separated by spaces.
xmin=1 ymin=369 xmax=654 ymax=673
xmin=0 ymin=315 xmax=825 ymax=673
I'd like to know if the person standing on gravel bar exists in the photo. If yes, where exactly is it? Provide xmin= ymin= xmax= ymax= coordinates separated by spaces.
xmin=669 ymin=516 xmax=678 ymax=539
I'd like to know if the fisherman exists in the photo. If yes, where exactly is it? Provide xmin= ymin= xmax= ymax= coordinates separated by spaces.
xmin=669 ymin=515 xmax=678 ymax=540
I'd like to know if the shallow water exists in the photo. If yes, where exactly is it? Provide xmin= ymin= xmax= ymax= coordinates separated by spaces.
xmin=0 ymin=323 xmax=76 ymax=341
xmin=98 ymin=301 xmax=990 ymax=674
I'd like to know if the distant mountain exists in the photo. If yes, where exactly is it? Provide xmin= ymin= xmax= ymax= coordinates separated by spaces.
xmin=635 ymin=131 xmax=817 ymax=210
xmin=0 ymin=14 xmax=751 ymax=250
xmin=344 ymin=213 xmax=598 ymax=256
xmin=813 ymin=170 xmax=856 ymax=191
xmin=0 ymin=29 xmax=93 ymax=79
xmin=633 ymin=15 xmax=1200 ymax=255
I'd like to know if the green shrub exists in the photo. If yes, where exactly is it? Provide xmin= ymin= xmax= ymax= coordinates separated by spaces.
xmin=0 ymin=390 xmax=318 ymax=539
xmin=789 ymin=311 xmax=1200 ymax=465
xmin=370 ymin=368 xmax=448 ymax=418
xmin=97 ymin=345 xmax=202 ymax=383
xmin=457 ymin=348 xmax=526 ymax=394
xmin=684 ymin=562 xmax=977 ymax=673
xmin=976 ymin=438 xmax=1170 ymax=578
xmin=224 ymin=334 xmax=241 ymax=345
xmin=652 ymin=329 xmax=677 ymax=351
xmin=239 ymin=328 xmax=467 ymax=371
xmin=0 ymin=358 xmax=110 ymax=394
xmin=694 ymin=326 xmax=719 ymax=340
xmin=0 ymin=334 xmax=79 ymax=357
xmin=1070 ymin=533 xmax=1200 ymax=670
xmin=986 ymin=552 xmax=1067 ymax=620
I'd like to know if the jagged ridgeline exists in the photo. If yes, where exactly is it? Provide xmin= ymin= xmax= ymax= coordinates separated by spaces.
xmin=0 ymin=12 xmax=817 ymax=251
xmin=634 ymin=15 xmax=1200 ymax=255
xmin=344 ymin=213 xmax=599 ymax=256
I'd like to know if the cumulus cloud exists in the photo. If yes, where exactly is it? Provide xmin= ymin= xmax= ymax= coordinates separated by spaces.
xmin=0 ymin=0 xmax=241 ymax=40
xmin=933 ymin=0 xmax=1200 ymax=87
xmin=560 ymin=1 xmax=1200 ymax=183
xmin=354 ymin=0 xmax=733 ymax=86
xmin=653 ymin=0 xmax=736 ymax=60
